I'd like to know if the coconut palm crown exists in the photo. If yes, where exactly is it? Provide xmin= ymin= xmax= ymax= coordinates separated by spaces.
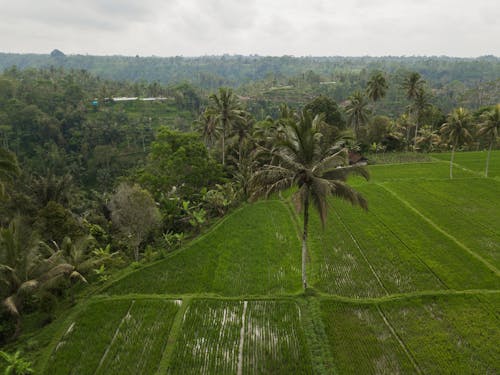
xmin=250 ymin=110 xmax=368 ymax=290
xmin=477 ymin=104 xmax=500 ymax=177
xmin=440 ymin=107 xmax=473 ymax=179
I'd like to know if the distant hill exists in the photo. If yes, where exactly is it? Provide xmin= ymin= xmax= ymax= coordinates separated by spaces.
xmin=1 ymin=53 xmax=499 ymax=90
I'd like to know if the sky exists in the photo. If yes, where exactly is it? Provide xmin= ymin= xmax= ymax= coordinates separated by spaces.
xmin=1 ymin=0 xmax=499 ymax=57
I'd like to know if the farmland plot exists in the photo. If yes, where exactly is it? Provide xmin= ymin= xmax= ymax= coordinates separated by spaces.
xmin=385 ymin=180 xmax=500 ymax=270
xmin=105 ymin=201 xmax=301 ymax=296
xmin=94 ymin=299 xmax=180 ymax=374
xmin=168 ymin=300 xmax=244 ymax=374
xmin=381 ymin=294 xmax=500 ymax=374
xmin=45 ymin=299 xmax=179 ymax=375
xmin=366 ymin=162 xmax=475 ymax=182
xmin=168 ymin=300 xmax=311 ymax=374
xmin=354 ymin=184 xmax=499 ymax=290
xmin=308 ymin=207 xmax=388 ymax=298
xmin=320 ymin=301 xmax=418 ymax=374
xmin=44 ymin=300 xmax=131 ymax=375
xmin=242 ymin=301 xmax=312 ymax=374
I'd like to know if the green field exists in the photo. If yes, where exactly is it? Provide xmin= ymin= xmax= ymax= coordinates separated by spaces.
xmin=105 ymin=201 xmax=302 ymax=296
xmin=31 ymin=152 xmax=500 ymax=374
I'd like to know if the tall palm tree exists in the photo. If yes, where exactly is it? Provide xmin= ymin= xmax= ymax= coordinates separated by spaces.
xmin=205 ymin=88 xmax=246 ymax=165
xmin=410 ymin=87 xmax=431 ymax=149
xmin=0 ymin=147 xmax=20 ymax=198
xmin=366 ymin=72 xmax=388 ymax=111
xmin=345 ymin=91 xmax=370 ymax=140
xmin=440 ymin=107 xmax=473 ymax=179
xmin=250 ymin=110 xmax=368 ymax=290
xmin=477 ymin=104 xmax=500 ymax=177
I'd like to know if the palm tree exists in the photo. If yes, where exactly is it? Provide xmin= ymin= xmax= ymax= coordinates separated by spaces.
xmin=205 ymin=88 xmax=246 ymax=165
xmin=477 ymin=104 xmax=500 ymax=177
xmin=402 ymin=72 xmax=425 ymax=101
xmin=366 ymin=72 xmax=388 ymax=111
xmin=440 ymin=107 xmax=473 ymax=179
xmin=0 ymin=147 xmax=20 ymax=198
xmin=250 ymin=110 xmax=368 ymax=289
xmin=410 ymin=88 xmax=431 ymax=149
xmin=0 ymin=217 xmax=85 ymax=337
xmin=345 ymin=91 xmax=370 ymax=140
xmin=195 ymin=111 xmax=219 ymax=150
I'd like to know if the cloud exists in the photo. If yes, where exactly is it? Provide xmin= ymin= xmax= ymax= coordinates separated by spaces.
xmin=0 ymin=0 xmax=498 ymax=56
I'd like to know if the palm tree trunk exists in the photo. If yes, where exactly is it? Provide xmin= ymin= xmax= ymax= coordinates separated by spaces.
xmin=302 ymin=194 xmax=309 ymax=290
xmin=222 ymin=130 xmax=225 ymax=166
xmin=450 ymin=146 xmax=455 ymax=179
xmin=413 ymin=117 xmax=420 ymax=151
xmin=485 ymin=141 xmax=493 ymax=177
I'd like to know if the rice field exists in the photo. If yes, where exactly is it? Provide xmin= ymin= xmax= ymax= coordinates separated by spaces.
xmin=168 ymin=299 xmax=312 ymax=374
xmin=33 ymin=152 xmax=500 ymax=374
xmin=320 ymin=294 xmax=500 ymax=374
xmin=44 ymin=299 xmax=180 ymax=374
xmin=104 ymin=201 xmax=302 ymax=296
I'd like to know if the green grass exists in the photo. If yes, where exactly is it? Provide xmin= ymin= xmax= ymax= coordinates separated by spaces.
xmin=104 ymin=201 xmax=302 ymax=296
xmin=43 ymin=299 xmax=180 ymax=375
xmin=432 ymin=150 xmax=500 ymax=177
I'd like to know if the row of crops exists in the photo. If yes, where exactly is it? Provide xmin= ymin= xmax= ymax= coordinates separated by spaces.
xmin=43 ymin=295 xmax=499 ymax=374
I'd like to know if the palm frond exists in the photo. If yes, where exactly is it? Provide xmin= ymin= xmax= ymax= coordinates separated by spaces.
xmin=323 ymin=165 xmax=370 ymax=182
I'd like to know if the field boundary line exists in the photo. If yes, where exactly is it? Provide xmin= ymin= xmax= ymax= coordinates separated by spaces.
xmin=155 ymin=296 xmax=192 ymax=374
xmin=379 ymin=184 xmax=500 ymax=277
xmin=376 ymin=305 xmax=423 ymax=375
xmin=299 ymin=298 xmax=338 ymax=374
xmin=316 ymin=289 xmax=500 ymax=304
xmin=236 ymin=300 xmax=248 ymax=375
xmin=333 ymin=210 xmax=390 ymax=295
xmin=94 ymin=300 xmax=135 ymax=374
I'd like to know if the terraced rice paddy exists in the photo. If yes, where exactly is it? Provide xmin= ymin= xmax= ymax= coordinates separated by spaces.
xmin=104 ymin=201 xmax=302 ymax=296
xmin=45 ymin=299 xmax=180 ymax=374
xmin=37 ymin=151 xmax=500 ymax=374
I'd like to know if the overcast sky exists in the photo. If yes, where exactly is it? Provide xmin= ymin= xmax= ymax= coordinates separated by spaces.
xmin=1 ymin=0 xmax=498 ymax=57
